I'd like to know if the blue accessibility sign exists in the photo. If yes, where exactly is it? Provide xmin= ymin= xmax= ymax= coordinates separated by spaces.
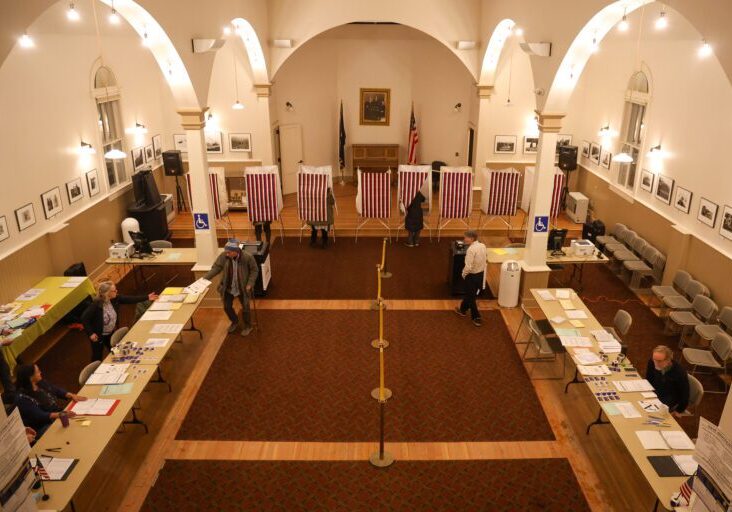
xmin=533 ymin=216 xmax=549 ymax=233
xmin=193 ymin=213 xmax=210 ymax=230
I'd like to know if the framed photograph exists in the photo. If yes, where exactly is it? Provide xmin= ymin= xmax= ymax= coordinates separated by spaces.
xmin=556 ymin=134 xmax=573 ymax=154
xmin=144 ymin=144 xmax=154 ymax=163
xmin=655 ymin=174 xmax=674 ymax=205
xmin=65 ymin=178 xmax=83 ymax=204
xmin=205 ymin=131 xmax=223 ymax=154
xmin=673 ymin=186 xmax=692 ymax=214
xmin=494 ymin=135 xmax=517 ymax=154
xmin=173 ymin=134 xmax=188 ymax=152
xmin=15 ymin=203 xmax=35 ymax=231
xmin=698 ymin=197 xmax=718 ymax=228
xmin=600 ymin=149 xmax=612 ymax=169
xmin=640 ymin=169 xmax=654 ymax=193
xmin=86 ymin=169 xmax=100 ymax=197
xmin=131 ymin=147 xmax=145 ymax=171
xmin=581 ymin=140 xmax=590 ymax=159
xmin=720 ymin=205 xmax=732 ymax=241
xmin=41 ymin=187 xmax=63 ymax=219
xmin=229 ymin=133 xmax=252 ymax=152
xmin=523 ymin=136 xmax=538 ymax=154
xmin=590 ymin=143 xmax=601 ymax=165
xmin=0 ymin=216 xmax=9 ymax=243
xmin=359 ymin=88 xmax=391 ymax=126
xmin=152 ymin=134 xmax=162 ymax=159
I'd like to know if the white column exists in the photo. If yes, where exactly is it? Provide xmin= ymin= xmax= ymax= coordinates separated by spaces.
xmin=523 ymin=111 xmax=565 ymax=268
xmin=473 ymin=85 xmax=494 ymax=188
xmin=254 ymin=83 xmax=274 ymax=165
xmin=177 ymin=108 xmax=219 ymax=271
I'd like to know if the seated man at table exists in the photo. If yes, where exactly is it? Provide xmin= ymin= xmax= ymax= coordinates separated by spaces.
xmin=14 ymin=364 xmax=86 ymax=437
xmin=645 ymin=345 xmax=689 ymax=418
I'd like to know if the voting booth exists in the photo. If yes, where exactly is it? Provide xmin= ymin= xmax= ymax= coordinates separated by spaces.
xmin=297 ymin=164 xmax=337 ymax=242
xmin=438 ymin=166 xmax=473 ymax=240
xmin=245 ymin=166 xmax=284 ymax=243
xmin=355 ymin=168 xmax=392 ymax=241
xmin=396 ymin=164 xmax=432 ymax=240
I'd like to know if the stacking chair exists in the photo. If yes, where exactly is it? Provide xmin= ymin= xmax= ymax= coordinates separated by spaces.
xmin=624 ymin=247 xmax=665 ymax=289
xmin=78 ymin=361 xmax=102 ymax=386
xmin=667 ymin=295 xmax=718 ymax=346
xmin=150 ymin=240 xmax=173 ymax=249
xmin=605 ymin=229 xmax=635 ymax=258
xmin=110 ymin=326 xmax=129 ymax=348
xmin=677 ymin=375 xmax=704 ymax=432
xmin=662 ymin=279 xmax=710 ymax=313
xmin=522 ymin=318 xmax=565 ymax=379
xmin=652 ymin=270 xmax=692 ymax=306
xmin=514 ymin=303 xmax=554 ymax=345
xmin=612 ymin=236 xmax=647 ymax=273
xmin=596 ymin=223 xmax=627 ymax=250
xmin=682 ymin=332 xmax=732 ymax=393
xmin=695 ymin=306 xmax=732 ymax=345
xmin=603 ymin=310 xmax=633 ymax=350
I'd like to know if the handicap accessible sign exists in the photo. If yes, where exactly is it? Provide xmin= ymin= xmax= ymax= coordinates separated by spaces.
xmin=533 ymin=216 xmax=548 ymax=233
xmin=194 ymin=213 xmax=210 ymax=230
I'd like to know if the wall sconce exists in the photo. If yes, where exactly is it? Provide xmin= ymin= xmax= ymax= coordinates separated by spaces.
xmin=126 ymin=122 xmax=147 ymax=135
xmin=104 ymin=148 xmax=126 ymax=159
xmin=453 ymin=102 xmax=462 ymax=112
xmin=598 ymin=125 xmax=614 ymax=137
xmin=285 ymin=101 xmax=294 ymax=112
xmin=79 ymin=141 xmax=96 ymax=155
xmin=647 ymin=144 xmax=664 ymax=157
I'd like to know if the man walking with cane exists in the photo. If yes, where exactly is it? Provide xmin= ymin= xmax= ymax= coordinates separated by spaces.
xmin=205 ymin=240 xmax=259 ymax=336
xmin=454 ymin=230 xmax=486 ymax=327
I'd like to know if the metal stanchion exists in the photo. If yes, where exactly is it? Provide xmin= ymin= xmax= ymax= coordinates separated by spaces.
xmin=370 ymin=345 xmax=394 ymax=467
xmin=371 ymin=298 xmax=389 ymax=349
xmin=379 ymin=237 xmax=392 ymax=279
xmin=371 ymin=345 xmax=393 ymax=400
xmin=370 ymin=264 xmax=387 ymax=311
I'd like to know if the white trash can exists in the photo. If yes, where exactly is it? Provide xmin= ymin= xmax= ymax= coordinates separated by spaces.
xmin=498 ymin=260 xmax=521 ymax=308
xmin=121 ymin=217 xmax=140 ymax=244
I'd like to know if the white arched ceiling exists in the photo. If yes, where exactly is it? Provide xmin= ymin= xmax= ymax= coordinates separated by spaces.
xmin=544 ymin=0 xmax=653 ymax=112
xmin=231 ymin=17 xmax=269 ymax=85
xmin=479 ymin=18 xmax=521 ymax=86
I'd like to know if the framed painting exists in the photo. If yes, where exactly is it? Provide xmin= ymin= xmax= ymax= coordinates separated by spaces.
xmin=359 ymin=88 xmax=390 ymax=126
xmin=494 ymin=135 xmax=517 ymax=154
xmin=66 ymin=177 xmax=84 ymax=204
xmin=41 ymin=187 xmax=63 ymax=219
xmin=15 ymin=203 xmax=36 ymax=231
xmin=697 ymin=197 xmax=718 ymax=228
xmin=673 ymin=186 xmax=692 ymax=214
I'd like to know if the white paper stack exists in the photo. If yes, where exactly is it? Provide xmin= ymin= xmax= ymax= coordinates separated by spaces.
xmin=184 ymin=278 xmax=211 ymax=295
xmin=591 ymin=330 xmax=615 ymax=342
xmin=559 ymin=336 xmax=593 ymax=347
xmin=150 ymin=323 xmax=184 ymax=334
xmin=598 ymin=340 xmax=622 ymax=353
xmin=537 ymin=290 xmax=555 ymax=301
xmin=577 ymin=364 xmax=611 ymax=376
xmin=573 ymin=349 xmax=602 ymax=364
xmin=86 ymin=363 xmax=129 ymax=385
xmin=158 ymin=294 xmax=186 ymax=303
xmin=566 ymin=310 xmax=588 ymax=319
xmin=70 ymin=398 xmax=117 ymax=415
xmin=636 ymin=430 xmax=669 ymax=450
xmin=662 ymin=430 xmax=695 ymax=450
xmin=144 ymin=338 xmax=170 ymax=348
xmin=673 ymin=455 xmax=699 ymax=475
xmin=615 ymin=401 xmax=642 ymax=418
xmin=614 ymin=379 xmax=655 ymax=392
xmin=139 ymin=310 xmax=173 ymax=321
xmin=556 ymin=290 xmax=572 ymax=299
xmin=16 ymin=289 xmax=44 ymax=301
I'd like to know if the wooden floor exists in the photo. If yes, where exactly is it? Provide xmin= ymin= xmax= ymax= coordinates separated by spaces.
xmin=55 ymin=251 xmax=671 ymax=511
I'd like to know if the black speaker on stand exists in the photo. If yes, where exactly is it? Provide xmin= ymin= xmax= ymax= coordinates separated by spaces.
xmin=558 ymin=145 xmax=578 ymax=210
xmin=163 ymin=150 xmax=188 ymax=212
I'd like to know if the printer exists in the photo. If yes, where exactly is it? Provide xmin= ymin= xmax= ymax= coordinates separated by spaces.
xmin=570 ymin=239 xmax=596 ymax=257
xmin=109 ymin=242 xmax=134 ymax=259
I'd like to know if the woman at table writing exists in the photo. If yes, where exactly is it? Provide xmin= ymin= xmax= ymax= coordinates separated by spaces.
xmin=14 ymin=364 xmax=86 ymax=438
xmin=81 ymin=281 xmax=159 ymax=362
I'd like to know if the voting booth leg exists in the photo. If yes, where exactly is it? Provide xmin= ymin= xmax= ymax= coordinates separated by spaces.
xmin=370 ymin=401 xmax=395 ymax=468
xmin=585 ymin=407 xmax=610 ymax=434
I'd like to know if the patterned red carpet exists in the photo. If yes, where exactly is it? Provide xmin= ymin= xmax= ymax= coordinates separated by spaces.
xmin=141 ymin=459 xmax=590 ymax=512
xmin=176 ymin=309 xmax=553 ymax=441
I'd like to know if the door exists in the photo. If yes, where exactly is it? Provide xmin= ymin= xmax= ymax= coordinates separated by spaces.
xmin=467 ymin=126 xmax=475 ymax=167
xmin=278 ymin=123 xmax=303 ymax=195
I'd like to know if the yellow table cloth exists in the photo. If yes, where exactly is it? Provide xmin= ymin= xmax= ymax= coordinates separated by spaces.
xmin=2 ymin=276 xmax=96 ymax=370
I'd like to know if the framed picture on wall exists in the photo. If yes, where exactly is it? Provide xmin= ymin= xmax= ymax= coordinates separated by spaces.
xmin=590 ymin=143 xmax=601 ymax=164
xmin=152 ymin=134 xmax=163 ymax=159
xmin=15 ymin=203 xmax=36 ymax=231
xmin=697 ymin=197 xmax=718 ymax=228
xmin=674 ymin=186 xmax=692 ymax=214
xmin=65 ymin=178 xmax=83 ymax=204
xmin=41 ymin=187 xmax=63 ymax=219
xmin=173 ymin=134 xmax=188 ymax=153
xmin=523 ymin=136 xmax=538 ymax=154
xmin=655 ymin=174 xmax=674 ymax=205
xmin=131 ymin=147 xmax=145 ymax=171
xmin=144 ymin=144 xmax=154 ymax=163
xmin=600 ymin=149 xmax=612 ymax=169
xmin=581 ymin=140 xmax=590 ymax=159
xmin=229 ymin=133 xmax=252 ymax=152
xmin=359 ymin=88 xmax=391 ymax=126
xmin=86 ymin=169 xmax=100 ymax=197
xmin=556 ymin=134 xmax=573 ymax=154
xmin=494 ymin=135 xmax=516 ymax=154
xmin=205 ymin=131 xmax=224 ymax=153
xmin=0 ymin=216 xmax=9 ymax=243
xmin=640 ymin=169 xmax=654 ymax=192
xmin=720 ymin=205 xmax=732 ymax=241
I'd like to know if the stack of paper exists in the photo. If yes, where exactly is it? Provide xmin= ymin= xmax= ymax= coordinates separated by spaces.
xmin=60 ymin=277 xmax=86 ymax=288
xmin=636 ymin=430 xmax=669 ymax=450
xmin=570 ymin=320 xmax=585 ymax=328
xmin=183 ymin=293 xmax=200 ymax=304
xmin=559 ymin=336 xmax=593 ymax=347
xmin=614 ymin=379 xmax=655 ymax=392
xmin=150 ymin=323 xmax=184 ymax=334
xmin=139 ymin=310 xmax=173 ymax=321
xmin=598 ymin=340 xmax=622 ymax=353
xmin=34 ymin=457 xmax=76 ymax=481
xmin=556 ymin=289 xmax=572 ymax=299
xmin=158 ymin=294 xmax=186 ymax=303
xmin=86 ymin=363 xmax=129 ymax=385
xmin=661 ymin=430 xmax=695 ymax=450
xmin=615 ymin=401 xmax=642 ymax=418
xmin=559 ymin=299 xmax=576 ymax=310
xmin=20 ymin=306 xmax=46 ymax=318
xmin=638 ymin=399 xmax=664 ymax=413
xmin=537 ymin=290 xmax=555 ymax=301
xmin=16 ymin=288 xmax=44 ymax=301
xmin=672 ymin=455 xmax=699 ymax=475
xmin=577 ymin=364 xmax=611 ymax=376
xmin=591 ymin=330 xmax=616 ymax=342
xmin=148 ymin=302 xmax=182 ymax=312
xmin=550 ymin=315 xmax=566 ymax=324
xmin=573 ymin=349 xmax=602 ymax=364
xmin=69 ymin=398 xmax=119 ymax=416
xmin=144 ymin=338 xmax=170 ymax=348
xmin=566 ymin=310 xmax=588 ymax=320
xmin=184 ymin=278 xmax=211 ymax=295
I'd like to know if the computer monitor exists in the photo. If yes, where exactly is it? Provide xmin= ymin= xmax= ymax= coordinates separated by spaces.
xmin=129 ymin=231 xmax=153 ymax=256
xmin=547 ymin=228 xmax=568 ymax=256
xmin=131 ymin=169 xmax=162 ymax=207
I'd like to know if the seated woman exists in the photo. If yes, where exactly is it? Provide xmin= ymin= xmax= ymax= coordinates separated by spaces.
xmin=14 ymin=364 xmax=86 ymax=437
xmin=81 ymin=281 xmax=158 ymax=362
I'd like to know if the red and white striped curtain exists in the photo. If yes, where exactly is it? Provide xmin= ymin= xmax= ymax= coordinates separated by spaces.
xmin=398 ymin=166 xmax=429 ymax=210
xmin=360 ymin=171 xmax=391 ymax=219
xmin=550 ymin=170 xmax=566 ymax=220
xmin=185 ymin=172 xmax=223 ymax=219
xmin=245 ymin=169 xmax=281 ymax=223
xmin=440 ymin=168 xmax=473 ymax=219
xmin=297 ymin=172 xmax=329 ymax=223
xmin=481 ymin=168 xmax=520 ymax=216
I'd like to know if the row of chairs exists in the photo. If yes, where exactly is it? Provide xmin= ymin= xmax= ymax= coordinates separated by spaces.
xmin=596 ymin=223 xmax=666 ymax=289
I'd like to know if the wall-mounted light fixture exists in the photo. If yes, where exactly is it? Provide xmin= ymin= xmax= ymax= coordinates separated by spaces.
xmin=66 ymin=2 xmax=80 ymax=22
xmin=273 ymin=39 xmax=293 ymax=48
xmin=126 ymin=122 xmax=147 ymax=135
xmin=104 ymin=148 xmax=126 ymax=159
xmin=647 ymin=144 xmax=663 ymax=156
xmin=285 ymin=101 xmax=295 ymax=112
xmin=614 ymin=152 xmax=634 ymax=163
xmin=617 ymin=9 xmax=629 ymax=32
xmin=18 ymin=33 xmax=35 ymax=49
xmin=456 ymin=40 xmax=476 ymax=50
xmin=453 ymin=102 xmax=462 ymax=112
xmin=108 ymin=0 xmax=120 ymax=25
xmin=79 ymin=141 xmax=96 ymax=155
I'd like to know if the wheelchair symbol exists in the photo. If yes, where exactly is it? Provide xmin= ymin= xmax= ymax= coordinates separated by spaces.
xmin=533 ymin=216 xmax=549 ymax=233
xmin=194 ymin=213 xmax=209 ymax=230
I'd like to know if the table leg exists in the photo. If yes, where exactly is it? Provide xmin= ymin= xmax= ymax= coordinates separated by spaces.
xmin=586 ymin=407 xmax=610 ymax=434
xmin=183 ymin=317 xmax=203 ymax=339
xmin=150 ymin=366 xmax=172 ymax=392
xmin=123 ymin=407 xmax=149 ymax=434
xmin=564 ymin=368 xmax=582 ymax=393
xmin=652 ymin=498 xmax=659 ymax=512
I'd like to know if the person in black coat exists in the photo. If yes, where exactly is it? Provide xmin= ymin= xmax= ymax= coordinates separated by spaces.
xmin=81 ymin=281 xmax=158 ymax=361
xmin=645 ymin=345 xmax=690 ymax=417
xmin=404 ymin=191 xmax=426 ymax=247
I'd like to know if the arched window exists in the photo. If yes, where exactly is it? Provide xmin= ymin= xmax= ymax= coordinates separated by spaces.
xmin=617 ymin=70 xmax=650 ymax=191
xmin=93 ymin=66 xmax=127 ymax=189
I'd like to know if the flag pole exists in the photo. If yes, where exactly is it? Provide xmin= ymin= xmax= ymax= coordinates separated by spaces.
xmin=338 ymin=100 xmax=346 ymax=186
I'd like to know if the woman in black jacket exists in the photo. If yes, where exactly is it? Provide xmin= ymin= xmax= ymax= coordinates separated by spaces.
xmin=81 ymin=281 xmax=158 ymax=361
xmin=404 ymin=191 xmax=426 ymax=247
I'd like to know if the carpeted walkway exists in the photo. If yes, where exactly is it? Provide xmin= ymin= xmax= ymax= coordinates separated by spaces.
xmin=141 ymin=459 xmax=590 ymax=512
xmin=177 ymin=309 xmax=553 ymax=442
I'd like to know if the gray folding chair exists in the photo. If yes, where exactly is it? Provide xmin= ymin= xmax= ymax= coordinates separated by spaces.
xmin=668 ymin=295 xmax=718 ymax=346
xmin=605 ymin=229 xmax=636 ymax=258
xmin=150 ymin=240 xmax=173 ymax=249
xmin=624 ymin=247 xmax=664 ymax=289
xmin=110 ymin=326 xmax=129 ymax=348
xmin=682 ymin=332 xmax=732 ymax=394
xmin=514 ymin=304 xmax=554 ymax=345
xmin=652 ymin=270 xmax=692 ymax=306
xmin=78 ymin=361 xmax=102 ymax=386
xmin=522 ymin=318 xmax=565 ymax=379
xmin=613 ymin=236 xmax=647 ymax=273
xmin=695 ymin=306 xmax=732 ymax=345
xmin=677 ymin=374 xmax=704 ymax=432
xmin=662 ymin=279 xmax=709 ymax=313
xmin=596 ymin=223 xmax=627 ymax=250
xmin=603 ymin=309 xmax=633 ymax=349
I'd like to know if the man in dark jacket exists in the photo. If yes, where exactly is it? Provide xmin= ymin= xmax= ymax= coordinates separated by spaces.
xmin=404 ymin=191 xmax=426 ymax=247
xmin=646 ymin=345 xmax=690 ymax=417
xmin=204 ymin=240 xmax=259 ymax=336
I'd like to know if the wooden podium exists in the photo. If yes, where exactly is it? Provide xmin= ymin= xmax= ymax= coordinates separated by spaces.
xmin=352 ymin=144 xmax=399 ymax=175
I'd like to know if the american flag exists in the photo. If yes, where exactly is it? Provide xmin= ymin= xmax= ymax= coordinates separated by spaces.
xmin=407 ymin=106 xmax=419 ymax=165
